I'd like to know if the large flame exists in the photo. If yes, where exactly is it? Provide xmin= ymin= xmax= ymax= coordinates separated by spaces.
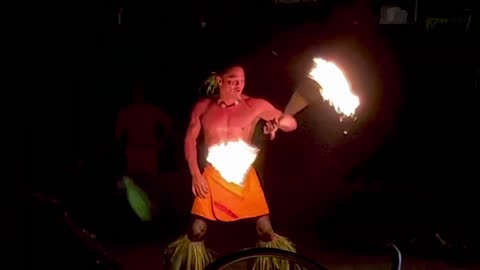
xmin=206 ymin=140 xmax=259 ymax=186
xmin=308 ymin=58 xmax=360 ymax=117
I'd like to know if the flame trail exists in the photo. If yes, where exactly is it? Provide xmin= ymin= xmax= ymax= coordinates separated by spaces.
xmin=308 ymin=57 xmax=360 ymax=118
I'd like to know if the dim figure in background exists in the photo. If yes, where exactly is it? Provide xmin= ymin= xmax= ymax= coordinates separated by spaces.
xmin=165 ymin=65 xmax=297 ymax=270
xmin=115 ymin=81 xmax=173 ymax=178
xmin=115 ymin=81 xmax=173 ymax=221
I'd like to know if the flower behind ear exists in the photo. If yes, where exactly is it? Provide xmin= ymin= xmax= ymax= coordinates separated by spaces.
xmin=199 ymin=72 xmax=219 ymax=96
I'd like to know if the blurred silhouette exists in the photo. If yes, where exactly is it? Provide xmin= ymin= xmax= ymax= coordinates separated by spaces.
xmin=115 ymin=80 xmax=173 ymax=178
xmin=115 ymin=81 xmax=194 ymax=228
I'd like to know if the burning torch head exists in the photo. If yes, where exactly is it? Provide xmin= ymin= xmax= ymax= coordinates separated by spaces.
xmin=308 ymin=57 xmax=360 ymax=118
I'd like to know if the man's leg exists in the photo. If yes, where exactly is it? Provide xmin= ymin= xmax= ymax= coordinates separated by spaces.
xmin=253 ymin=215 xmax=296 ymax=270
xmin=165 ymin=216 xmax=213 ymax=270
xmin=255 ymin=214 xmax=296 ymax=249
xmin=256 ymin=215 xmax=279 ymax=241
xmin=188 ymin=217 xmax=208 ymax=241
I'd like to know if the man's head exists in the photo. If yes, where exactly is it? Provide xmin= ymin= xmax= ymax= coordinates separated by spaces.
xmin=216 ymin=65 xmax=245 ymax=101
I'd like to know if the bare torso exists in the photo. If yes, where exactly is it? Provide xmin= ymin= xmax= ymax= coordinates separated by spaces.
xmin=200 ymin=96 xmax=261 ymax=147
xmin=117 ymin=103 xmax=172 ymax=147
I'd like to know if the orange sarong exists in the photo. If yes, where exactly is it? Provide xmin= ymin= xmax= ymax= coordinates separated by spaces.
xmin=191 ymin=164 xmax=269 ymax=221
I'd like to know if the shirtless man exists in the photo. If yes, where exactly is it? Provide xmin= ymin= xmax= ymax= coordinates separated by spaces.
xmin=165 ymin=65 xmax=297 ymax=270
xmin=115 ymin=82 xmax=173 ymax=177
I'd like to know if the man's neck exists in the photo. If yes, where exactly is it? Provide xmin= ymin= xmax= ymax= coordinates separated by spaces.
xmin=218 ymin=96 xmax=241 ymax=107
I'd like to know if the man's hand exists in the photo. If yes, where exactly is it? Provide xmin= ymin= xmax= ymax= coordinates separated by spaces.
xmin=263 ymin=119 xmax=279 ymax=140
xmin=192 ymin=174 xmax=209 ymax=198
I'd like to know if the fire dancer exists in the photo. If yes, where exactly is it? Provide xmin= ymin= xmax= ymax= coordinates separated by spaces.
xmin=165 ymin=65 xmax=297 ymax=270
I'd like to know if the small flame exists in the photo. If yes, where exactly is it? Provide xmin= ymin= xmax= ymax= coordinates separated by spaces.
xmin=308 ymin=58 xmax=360 ymax=117
xmin=206 ymin=140 xmax=259 ymax=186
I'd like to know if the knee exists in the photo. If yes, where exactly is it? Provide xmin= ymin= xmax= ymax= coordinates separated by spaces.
xmin=256 ymin=216 xmax=274 ymax=241
xmin=188 ymin=219 xmax=207 ymax=241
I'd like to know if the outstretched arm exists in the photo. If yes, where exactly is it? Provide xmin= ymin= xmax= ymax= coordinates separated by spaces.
xmin=257 ymin=99 xmax=297 ymax=132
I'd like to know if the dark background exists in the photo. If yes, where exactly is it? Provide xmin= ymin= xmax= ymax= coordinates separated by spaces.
xmin=23 ymin=0 xmax=479 ymax=268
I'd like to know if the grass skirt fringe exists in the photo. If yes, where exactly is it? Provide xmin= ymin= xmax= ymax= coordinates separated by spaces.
xmin=164 ymin=235 xmax=214 ymax=270
xmin=253 ymin=236 xmax=297 ymax=270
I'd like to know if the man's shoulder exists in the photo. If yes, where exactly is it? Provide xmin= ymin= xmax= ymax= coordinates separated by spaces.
xmin=192 ymin=97 xmax=214 ymax=113
xmin=244 ymin=96 xmax=271 ymax=107
xmin=195 ymin=97 xmax=214 ymax=106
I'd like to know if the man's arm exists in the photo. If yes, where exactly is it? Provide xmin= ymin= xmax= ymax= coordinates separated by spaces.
xmin=184 ymin=100 xmax=209 ymax=177
xmin=256 ymin=99 xmax=297 ymax=132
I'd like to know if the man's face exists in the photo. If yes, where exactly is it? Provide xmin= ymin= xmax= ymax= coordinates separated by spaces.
xmin=218 ymin=66 xmax=245 ymax=99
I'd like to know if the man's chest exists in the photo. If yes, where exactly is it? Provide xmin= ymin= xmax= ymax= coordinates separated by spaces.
xmin=201 ymin=105 xmax=258 ymax=129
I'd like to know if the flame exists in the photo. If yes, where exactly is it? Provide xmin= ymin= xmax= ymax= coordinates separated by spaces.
xmin=308 ymin=58 xmax=360 ymax=117
xmin=206 ymin=140 xmax=259 ymax=186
